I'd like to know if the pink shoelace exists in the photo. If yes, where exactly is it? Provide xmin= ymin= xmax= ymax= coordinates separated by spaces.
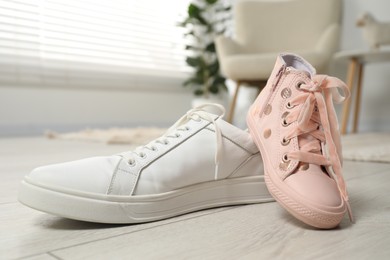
xmin=283 ymin=75 xmax=354 ymax=222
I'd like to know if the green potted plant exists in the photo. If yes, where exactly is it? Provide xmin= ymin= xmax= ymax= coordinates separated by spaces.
xmin=180 ymin=0 xmax=231 ymax=108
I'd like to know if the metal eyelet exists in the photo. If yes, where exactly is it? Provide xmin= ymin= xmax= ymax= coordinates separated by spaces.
xmin=164 ymin=140 xmax=169 ymax=145
xmin=296 ymin=81 xmax=305 ymax=90
xmin=281 ymin=118 xmax=290 ymax=127
xmin=279 ymin=153 xmax=291 ymax=171
xmin=185 ymin=126 xmax=190 ymax=131
xmin=286 ymin=102 xmax=294 ymax=109
xmin=175 ymin=133 xmax=181 ymax=138
xmin=281 ymin=137 xmax=290 ymax=146
xmin=139 ymin=152 xmax=147 ymax=159
xmin=128 ymin=160 xmax=136 ymax=166
xmin=151 ymin=146 xmax=157 ymax=151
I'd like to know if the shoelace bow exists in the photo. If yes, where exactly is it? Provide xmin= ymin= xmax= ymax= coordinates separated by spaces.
xmin=124 ymin=103 xmax=225 ymax=180
xmin=283 ymin=75 xmax=354 ymax=222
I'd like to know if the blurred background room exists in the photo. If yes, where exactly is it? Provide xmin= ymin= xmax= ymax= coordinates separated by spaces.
xmin=0 ymin=0 xmax=389 ymax=138
xmin=2 ymin=1 xmax=390 ymax=259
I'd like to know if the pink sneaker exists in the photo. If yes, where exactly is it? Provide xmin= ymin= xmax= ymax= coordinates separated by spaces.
xmin=247 ymin=53 xmax=353 ymax=229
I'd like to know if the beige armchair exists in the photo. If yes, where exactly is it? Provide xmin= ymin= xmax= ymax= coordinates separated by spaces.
xmin=216 ymin=0 xmax=342 ymax=123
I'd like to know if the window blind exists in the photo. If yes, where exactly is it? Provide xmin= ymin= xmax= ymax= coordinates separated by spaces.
xmin=0 ymin=0 xmax=190 ymax=90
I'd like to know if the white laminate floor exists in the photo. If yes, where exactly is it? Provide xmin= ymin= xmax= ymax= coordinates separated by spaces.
xmin=1 ymin=137 xmax=390 ymax=260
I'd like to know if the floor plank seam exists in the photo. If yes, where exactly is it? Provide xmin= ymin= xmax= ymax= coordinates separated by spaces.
xmin=0 ymin=201 xmax=18 ymax=206
xmin=347 ymin=166 xmax=390 ymax=181
xmin=47 ymin=252 xmax=63 ymax=260
xmin=15 ymin=206 xmax=240 ymax=259
xmin=46 ymin=206 xmax=240 ymax=255
xmin=14 ymin=252 xmax=63 ymax=260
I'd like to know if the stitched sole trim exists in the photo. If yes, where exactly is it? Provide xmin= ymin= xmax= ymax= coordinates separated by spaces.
xmin=264 ymin=174 xmax=344 ymax=229
xmin=18 ymin=176 xmax=274 ymax=224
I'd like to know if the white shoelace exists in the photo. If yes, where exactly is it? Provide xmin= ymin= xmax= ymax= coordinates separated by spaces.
xmin=123 ymin=103 xmax=226 ymax=180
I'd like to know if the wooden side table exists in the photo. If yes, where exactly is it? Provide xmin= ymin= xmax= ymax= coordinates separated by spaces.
xmin=333 ymin=50 xmax=390 ymax=134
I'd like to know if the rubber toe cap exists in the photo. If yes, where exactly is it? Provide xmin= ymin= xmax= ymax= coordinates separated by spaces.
xmin=285 ymin=166 xmax=343 ymax=209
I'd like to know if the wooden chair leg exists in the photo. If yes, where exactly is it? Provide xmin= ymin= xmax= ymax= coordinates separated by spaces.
xmin=256 ymin=84 xmax=262 ymax=96
xmin=352 ymin=63 xmax=364 ymax=133
xmin=227 ymin=81 xmax=241 ymax=123
xmin=341 ymin=58 xmax=358 ymax=135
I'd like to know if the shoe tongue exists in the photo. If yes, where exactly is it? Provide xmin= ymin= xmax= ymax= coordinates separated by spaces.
xmin=295 ymin=132 xmax=325 ymax=175
xmin=192 ymin=103 xmax=225 ymax=119
xmin=299 ymin=133 xmax=322 ymax=153
xmin=279 ymin=54 xmax=324 ymax=173
xmin=287 ymin=66 xmax=312 ymax=79
xmin=196 ymin=110 xmax=220 ymax=121
xmin=197 ymin=107 xmax=221 ymax=116
xmin=280 ymin=53 xmax=316 ymax=78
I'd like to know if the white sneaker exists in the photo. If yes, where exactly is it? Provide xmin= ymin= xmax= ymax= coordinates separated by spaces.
xmin=19 ymin=104 xmax=273 ymax=223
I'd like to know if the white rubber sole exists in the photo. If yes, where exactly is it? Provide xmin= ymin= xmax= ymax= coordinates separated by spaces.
xmin=18 ymin=176 xmax=274 ymax=224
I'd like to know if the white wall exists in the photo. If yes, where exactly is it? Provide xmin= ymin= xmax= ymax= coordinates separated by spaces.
xmin=0 ymin=85 xmax=192 ymax=136
xmin=1 ymin=0 xmax=390 ymax=136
